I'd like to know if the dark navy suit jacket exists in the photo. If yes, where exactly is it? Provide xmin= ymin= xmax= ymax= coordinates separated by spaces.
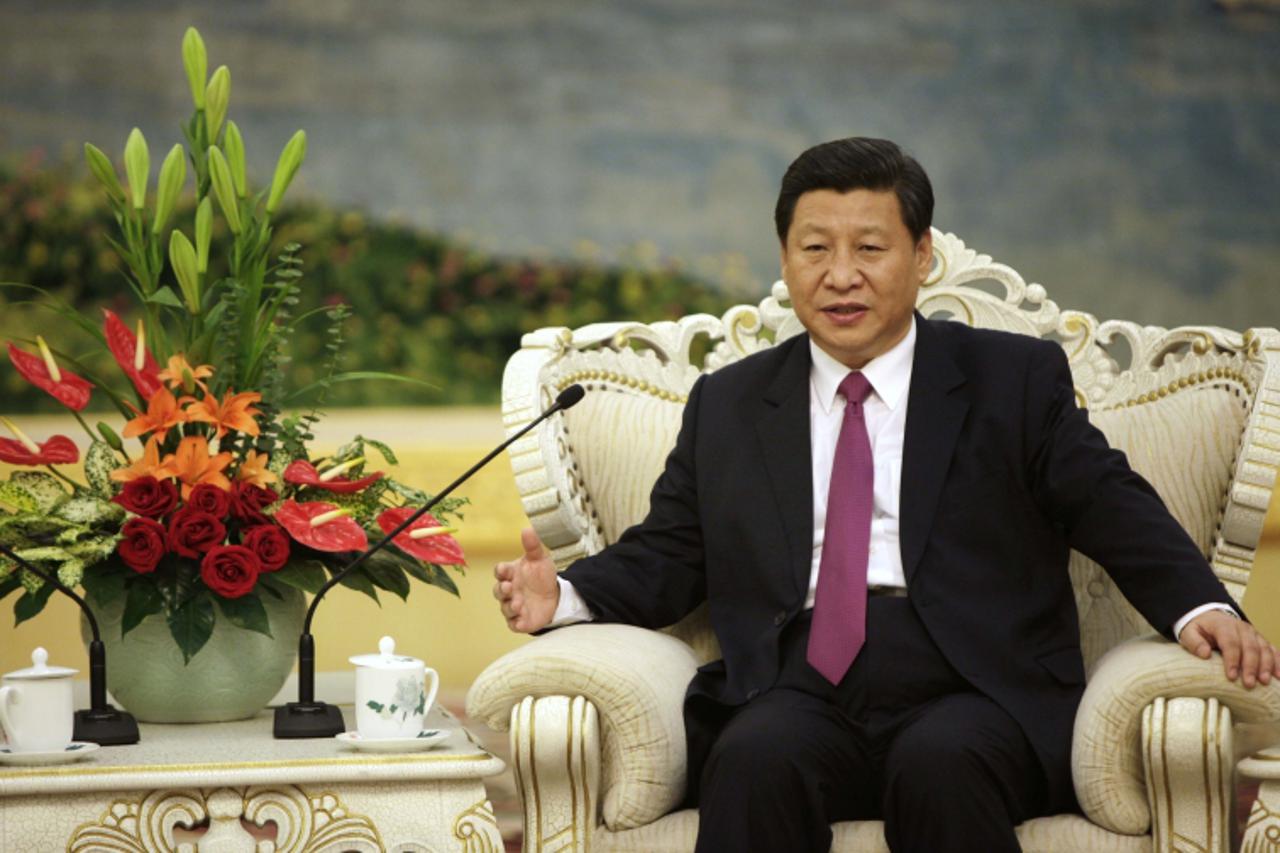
xmin=561 ymin=314 xmax=1238 ymax=812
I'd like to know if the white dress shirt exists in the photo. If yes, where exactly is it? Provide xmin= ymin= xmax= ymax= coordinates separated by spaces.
xmin=550 ymin=318 xmax=1228 ymax=636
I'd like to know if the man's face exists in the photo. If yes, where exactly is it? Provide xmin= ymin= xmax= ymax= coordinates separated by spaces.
xmin=780 ymin=188 xmax=933 ymax=369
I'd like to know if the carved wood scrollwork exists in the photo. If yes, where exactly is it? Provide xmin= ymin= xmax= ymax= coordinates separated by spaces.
xmin=68 ymin=785 xmax=383 ymax=852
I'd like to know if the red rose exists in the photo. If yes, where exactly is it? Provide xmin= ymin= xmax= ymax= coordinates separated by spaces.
xmin=167 ymin=507 xmax=227 ymax=558
xmin=232 ymin=483 xmax=278 ymax=523
xmin=187 ymin=483 xmax=232 ymax=519
xmin=117 ymin=518 xmax=167 ymax=573
xmin=200 ymin=545 xmax=260 ymax=599
xmin=241 ymin=524 xmax=291 ymax=572
xmin=112 ymin=476 xmax=179 ymax=519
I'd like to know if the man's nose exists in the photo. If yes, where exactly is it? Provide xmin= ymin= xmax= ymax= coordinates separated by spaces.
xmin=823 ymin=249 xmax=864 ymax=290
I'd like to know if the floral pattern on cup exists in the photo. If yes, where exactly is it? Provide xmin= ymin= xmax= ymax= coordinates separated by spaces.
xmin=365 ymin=675 xmax=427 ymax=724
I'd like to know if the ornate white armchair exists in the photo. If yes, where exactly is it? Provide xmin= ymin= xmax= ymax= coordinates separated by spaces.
xmin=467 ymin=231 xmax=1280 ymax=852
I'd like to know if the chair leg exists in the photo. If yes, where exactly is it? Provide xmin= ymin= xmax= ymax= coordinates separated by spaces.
xmin=510 ymin=695 xmax=602 ymax=853
xmin=1142 ymin=696 xmax=1233 ymax=853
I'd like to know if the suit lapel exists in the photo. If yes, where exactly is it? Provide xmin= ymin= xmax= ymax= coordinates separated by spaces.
xmin=900 ymin=316 xmax=969 ymax=584
xmin=754 ymin=336 xmax=814 ymax=602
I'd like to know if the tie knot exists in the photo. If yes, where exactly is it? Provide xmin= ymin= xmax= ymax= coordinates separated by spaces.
xmin=839 ymin=371 xmax=872 ymax=406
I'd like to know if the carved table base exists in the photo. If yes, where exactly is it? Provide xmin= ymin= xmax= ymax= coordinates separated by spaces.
xmin=0 ymin=706 xmax=504 ymax=852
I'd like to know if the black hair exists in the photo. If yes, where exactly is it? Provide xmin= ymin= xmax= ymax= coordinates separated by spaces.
xmin=774 ymin=137 xmax=934 ymax=243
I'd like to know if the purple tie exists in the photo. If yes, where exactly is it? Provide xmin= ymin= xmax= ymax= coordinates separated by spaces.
xmin=807 ymin=371 xmax=874 ymax=684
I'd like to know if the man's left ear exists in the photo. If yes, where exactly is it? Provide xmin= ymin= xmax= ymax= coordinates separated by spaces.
xmin=914 ymin=230 xmax=934 ymax=280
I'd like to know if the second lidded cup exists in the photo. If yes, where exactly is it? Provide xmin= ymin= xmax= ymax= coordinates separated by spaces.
xmin=350 ymin=636 xmax=439 ymax=739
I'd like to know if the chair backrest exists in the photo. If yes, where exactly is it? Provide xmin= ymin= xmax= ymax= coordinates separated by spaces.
xmin=501 ymin=230 xmax=1280 ymax=671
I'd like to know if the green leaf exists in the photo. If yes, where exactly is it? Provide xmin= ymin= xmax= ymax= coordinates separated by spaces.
xmin=363 ymin=554 xmax=410 ymax=601
xmin=84 ymin=441 xmax=120 ymax=497
xmin=167 ymin=592 xmax=216 ymax=664
xmin=0 ymin=482 xmax=39 ymax=513
xmin=55 ymin=497 xmax=126 ymax=529
xmin=0 ymin=574 xmax=21 ymax=602
xmin=56 ymin=556 xmax=87 ymax=589
xmin=144 ymin=285 xmax=187 ymax=309
xmin=10 ymin=472 xmax=70 ymax=513
xmin=256 ymin=576 xmax=285 ymax=600
xmin=81 ymin=563 xmax=128 ymax=606
xmin=339 ymin=568 xmax=380 ymax=604
xmin=357 ymin=436 xmax=398 ymax=466
xmin=14 ymin=582 xmax=56 ymax=626
xmin=217 ymin=592 xmax=272 ymax=637
xmin=425 ymin=564 xmax=460 ymax=597
xmin=121 ymin=577 xmax=164 ymax=636
xmin=366 ymin=700 xmax=384 ymax=713
xmin=283 ymin=371 xmax=439 ymax=404
xmin=270 ymin=560 xmax=328 ymax=594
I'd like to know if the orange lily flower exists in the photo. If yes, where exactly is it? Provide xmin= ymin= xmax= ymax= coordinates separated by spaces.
xmin=184 ymin=389 xmax=263 ymax=438
xmin=110 ymin=436 xmax=178 ymax=483
xmin=236 ymin=449 xmax=278 ymax=487
xmin=157 ymin=354 xmax=215 ymax=393
xmin=170 ymin=435 xmax=234 ymax=498
xmin=122 ymin=387 xmax=188 ymax=440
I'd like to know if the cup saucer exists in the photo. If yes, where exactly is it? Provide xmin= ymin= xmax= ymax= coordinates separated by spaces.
xmin=0 ymin=741 xmax=100 ymax=766
xmin=334 ymin=729 xmax=449 ymax=753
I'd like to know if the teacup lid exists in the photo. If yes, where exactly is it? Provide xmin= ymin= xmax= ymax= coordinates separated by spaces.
xmin=3 ymin=647 xmax=77 ymax=680
xmin=349 ymin=636 xmax=422 ymax=670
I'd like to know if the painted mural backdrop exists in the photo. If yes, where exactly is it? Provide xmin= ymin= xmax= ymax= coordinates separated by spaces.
xmin=2 ymin=0 xmax=1277 ymax=335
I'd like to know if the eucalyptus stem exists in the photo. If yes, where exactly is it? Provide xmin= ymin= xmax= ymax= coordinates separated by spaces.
xmin=71 ymin=409 xmax=97 ymax=442
xmin=44 ymin=464 xmax=83 ymax=490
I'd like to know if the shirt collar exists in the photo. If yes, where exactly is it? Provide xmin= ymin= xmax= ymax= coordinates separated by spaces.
xmin=809 ymin=317 xmax=917 ymax=416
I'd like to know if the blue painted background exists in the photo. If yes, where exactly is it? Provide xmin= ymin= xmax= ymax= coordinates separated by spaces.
xmin=1 ymin=0 xmax=1276 ymax=327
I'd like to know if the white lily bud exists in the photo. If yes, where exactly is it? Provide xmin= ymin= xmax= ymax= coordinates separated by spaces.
xmin=318 ymin=456 xmax=365 ymax=482
xmin=310 ymin=508 xmax=350 ymax=527
xmin=35 ymin=336 xmax=62 ymax=382
xmin=408 ymin=526 xmax=457 ymax=540
xmin=0 ymin=417 xmax=41 ymax=454
xmin=135 ymin=319 xmax=146 ymax=371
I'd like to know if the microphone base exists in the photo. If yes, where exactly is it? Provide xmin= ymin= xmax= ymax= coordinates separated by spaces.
xmin=74 ymin=706 xmax=140 ymax=745
xmin=273 ymin=702 xmax=345 ymax=739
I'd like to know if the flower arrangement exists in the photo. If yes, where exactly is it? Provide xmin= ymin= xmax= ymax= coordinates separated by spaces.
xmin=0 ymin=28 xmax=466 ymax=664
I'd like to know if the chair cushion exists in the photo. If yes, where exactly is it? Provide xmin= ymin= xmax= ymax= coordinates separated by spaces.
xmin=592 ymin=810 xmax=1150 ymax=852
xmin=1073 ymin=383 xmax=1246 ymax=669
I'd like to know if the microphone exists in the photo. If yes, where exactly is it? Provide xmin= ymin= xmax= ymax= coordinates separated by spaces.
xmin=274 ymin=383 xmax=587 ymax=738
xmin=0 ymin=544 xmax=140 ymax=745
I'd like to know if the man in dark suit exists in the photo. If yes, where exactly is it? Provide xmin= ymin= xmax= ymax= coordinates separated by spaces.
xmin=493 ymin=138 xmax=1279 ymax=852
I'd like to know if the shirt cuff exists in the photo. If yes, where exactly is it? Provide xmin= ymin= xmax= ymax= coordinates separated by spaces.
xmin=1173 ymin=602 xmax=1238 ymax=641
xmin=549 ymin=576 xmax=596 ymax=627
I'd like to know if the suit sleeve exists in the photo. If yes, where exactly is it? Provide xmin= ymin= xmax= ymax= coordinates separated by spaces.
xmin=557 ymin=374 xmax=709 ymax=629
xmin=1022 ymin=341 xmax=1240 ymax=639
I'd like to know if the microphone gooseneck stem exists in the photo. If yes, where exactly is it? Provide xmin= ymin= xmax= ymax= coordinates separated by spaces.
xmin=300 ymin=386 xmax=584 ymax=635
xmin=0 ymin=543 xmax=101 ymax=643
xmin=297 ymin=633 xmax=316 ymax=703
xmin=88 ymin=640 xmax=108 ymax=710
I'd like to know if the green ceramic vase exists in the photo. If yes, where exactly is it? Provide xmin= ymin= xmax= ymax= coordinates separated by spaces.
xmin=82 ymin=582 xmax=305 ymax=723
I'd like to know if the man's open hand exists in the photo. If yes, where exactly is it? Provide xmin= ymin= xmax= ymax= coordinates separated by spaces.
xmin=1179 ymin=610 xmax=1280 ymax=688
xmin=493 ymin=527 xmax=560 ymax=633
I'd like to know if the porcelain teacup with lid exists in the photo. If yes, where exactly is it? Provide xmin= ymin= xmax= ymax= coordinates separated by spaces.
xmin=0 ymin=647 xmax=76 ymax=752
xmin=349 ymin=636 xmax=439 ymax=739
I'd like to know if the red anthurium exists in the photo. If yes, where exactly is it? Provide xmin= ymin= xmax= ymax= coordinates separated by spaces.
xmin=275 ymin=500 xmax=369 ymax=553
xmin=102 ymin=309 xmax=162 ymax=399
xmin=0 ymin=434 xmax=79 ymax=466
xmin=7 ymin=342 xmax=93 ymax=411
xmin=376 ymin=508 xmax=466 ymax=565
xmin=283 ymin=459 xmax=384 ymax=493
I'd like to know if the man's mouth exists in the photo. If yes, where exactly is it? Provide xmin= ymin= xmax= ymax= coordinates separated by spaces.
xmin=821 ymin=304 xmax=867 ymax=315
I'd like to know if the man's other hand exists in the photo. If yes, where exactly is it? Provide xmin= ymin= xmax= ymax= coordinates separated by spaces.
xmin=493 ymin=527 xmax=560 ymax=633
xmin=1179 ymin=610 xmax=1280 ymax=688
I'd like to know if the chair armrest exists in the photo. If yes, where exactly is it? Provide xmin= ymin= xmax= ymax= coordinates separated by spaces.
xmin=1072 ymin=634 xmax=1280 ymax=833
xmin=466 ymin=623 xmax=700 ymax=829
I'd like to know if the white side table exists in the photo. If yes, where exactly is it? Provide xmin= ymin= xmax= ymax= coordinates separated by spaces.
xmin=1240 ymin=746 xmax=1280 ymax=850
xmin=0 ymin=704 xmax=505 ymax=851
